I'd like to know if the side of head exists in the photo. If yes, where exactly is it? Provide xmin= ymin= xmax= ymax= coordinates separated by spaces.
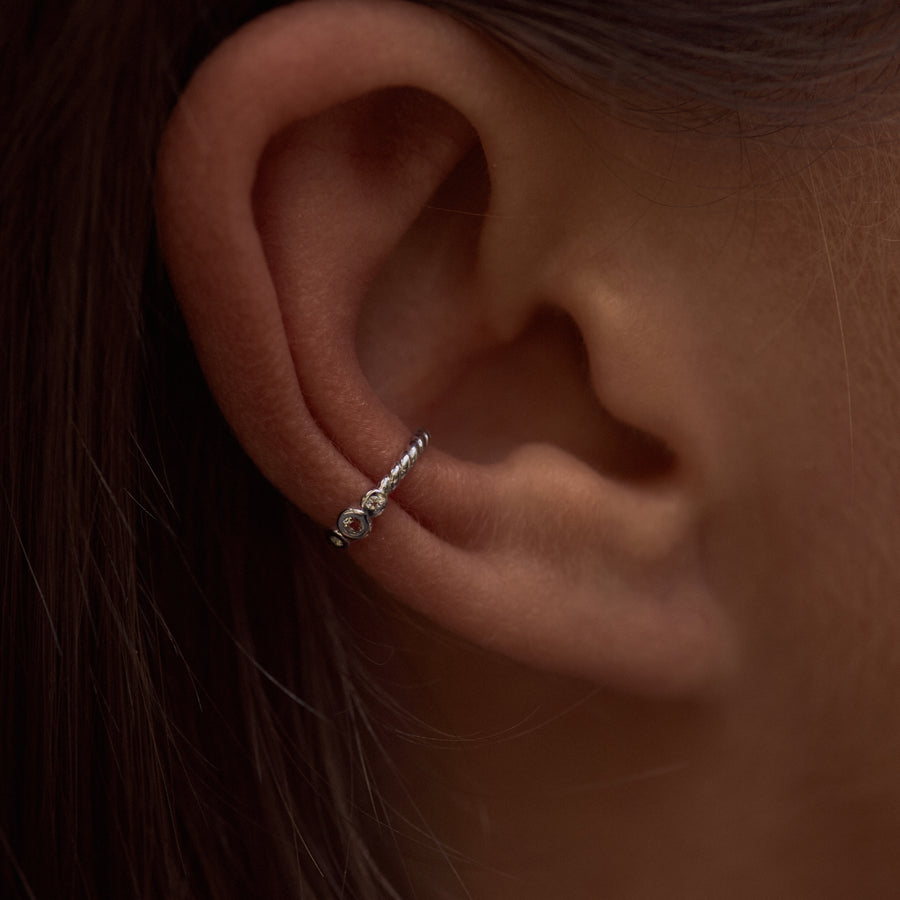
xmin=6 ymin=0 xmax=900 ymax=896
xmin=158 ymin=0 xmax=900 ymax=700
xmin=155 ymin=3 xmax=900 ymax=890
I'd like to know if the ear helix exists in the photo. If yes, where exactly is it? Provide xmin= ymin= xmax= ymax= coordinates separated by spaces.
xmin=328 ymin=430 xmax=430 ymax=547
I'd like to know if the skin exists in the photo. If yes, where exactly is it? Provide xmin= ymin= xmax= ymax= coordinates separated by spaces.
xmin=361 ymin=96 xmax=900 ymax=898
xmin=156 ymin=2 xmax=900 ymax=895
xmin=366 ymin=111 xmax=900 ymax=898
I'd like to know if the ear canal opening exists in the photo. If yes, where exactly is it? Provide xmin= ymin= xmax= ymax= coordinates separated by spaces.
xmin=563 ymin=310 xmax=676 ymax=483
xmin=423 ymin=306 xmax=676 ymax=483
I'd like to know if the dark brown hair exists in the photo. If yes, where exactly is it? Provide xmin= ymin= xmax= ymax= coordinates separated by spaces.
xmin=434 ymin=0 xmax=900 ymax=127
xmin=2 ymin=1 xmax=898 ymax=897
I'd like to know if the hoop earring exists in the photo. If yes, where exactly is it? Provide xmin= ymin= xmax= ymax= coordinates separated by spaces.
xmin=327 ymin=430 xmax=430 ymax=548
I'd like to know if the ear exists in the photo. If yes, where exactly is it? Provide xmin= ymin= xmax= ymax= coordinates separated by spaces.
xmin=155 ymin=0 xmax=736 ymax=697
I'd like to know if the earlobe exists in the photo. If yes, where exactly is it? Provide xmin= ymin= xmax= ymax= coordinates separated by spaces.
xmin=156 ymin=0 xmax=736 ymax=698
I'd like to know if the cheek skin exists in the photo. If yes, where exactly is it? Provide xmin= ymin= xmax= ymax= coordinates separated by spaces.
xmin=663 ymin=135 xmax=900 ymax=741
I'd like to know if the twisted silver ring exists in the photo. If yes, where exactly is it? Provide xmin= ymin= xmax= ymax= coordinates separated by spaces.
xmin=328 ymin=430 xmax=430 ymax=548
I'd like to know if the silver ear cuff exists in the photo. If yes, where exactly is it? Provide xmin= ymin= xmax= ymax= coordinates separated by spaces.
xmin=328 ymin=430 xmax=430 ymax=548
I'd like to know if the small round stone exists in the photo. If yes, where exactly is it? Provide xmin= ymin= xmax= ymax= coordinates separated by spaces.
xmin=337 ymin=508 xmax=371 ymax=540
xmin=362 ymin=489 xmax=388 ymax=516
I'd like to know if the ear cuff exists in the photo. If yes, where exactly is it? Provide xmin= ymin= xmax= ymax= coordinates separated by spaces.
xmin=327 ymin=430 xmax=430 ymax=548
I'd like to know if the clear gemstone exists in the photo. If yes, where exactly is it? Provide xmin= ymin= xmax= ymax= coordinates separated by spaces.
xmin=362 ymin=489 xmax=388 ymax=515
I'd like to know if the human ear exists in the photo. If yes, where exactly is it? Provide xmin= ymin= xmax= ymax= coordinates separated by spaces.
xmin=155 ymin=0 xmax=736 ymax=697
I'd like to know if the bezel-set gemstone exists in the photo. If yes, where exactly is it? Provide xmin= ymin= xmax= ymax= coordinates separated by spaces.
xmin=326 ymin=431 xmax=430 ymax=547
xmin=337 ymin=508 xmax=371 ymax=540
xmin=362 ymin=489 xmax=388 ymax=516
